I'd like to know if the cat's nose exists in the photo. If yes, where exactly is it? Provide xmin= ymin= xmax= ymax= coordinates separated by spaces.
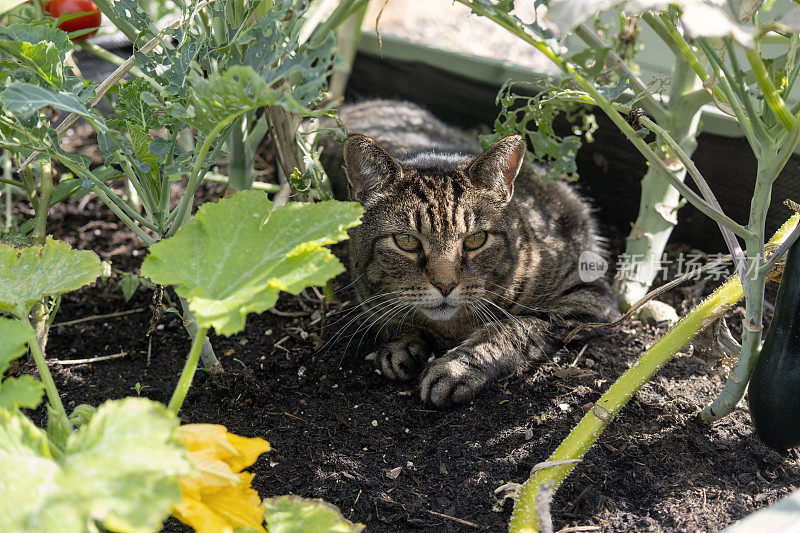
xmin=433 ymin=281 xmax=457 ymax=296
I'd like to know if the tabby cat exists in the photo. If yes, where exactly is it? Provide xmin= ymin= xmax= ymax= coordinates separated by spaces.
xmin=326 ymin=100 xmax=615 ymax=407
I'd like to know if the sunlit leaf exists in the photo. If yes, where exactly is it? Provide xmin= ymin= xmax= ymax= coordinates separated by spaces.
xmin=543 ymin=0 xmax=753 ymax=45
xmin=0 ymin=317 xmax=33 ymax=377
xmin=263 ymin=496 xmax=364 ymax=533
xmin=0 ymin=238 xmax=101 ymax=318
xmin=141 ymin=190 xmax=362 ymax=336
xmin=0 ymin=83 xmax=108 ymax=133
xmin=0 ymin=398 xmax=191 ymax=533
xmin=0 ymin=376 xmax=44 ymax=411
xmin=0 ymin=25 xmax=71 ymax=88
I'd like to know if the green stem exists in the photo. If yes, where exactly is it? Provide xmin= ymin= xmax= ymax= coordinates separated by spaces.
xmin=700 ymin=150 xmax=782 ymax=422
xmin=306 ymin=0 xmax=368 ymax=48
xmin=746 ymin=48 xmax=796 ymax=131
xmin=167 ymin=115 xmax=240 ymax=237
xmin=167 ymin=326 xmax=208 ymax=414
xmin=120 ymin=160 xmax=156 ymax=223
xmin=575 ymin=24 xmax=669 ymax=123
xmin=510 ymin=213 xmax=800 ymax=532
xmin=641 ymin=13 xmax=681 ymax=57
xmin=226 ymin=114 xmax=254 ymax=192
xmin=62 ymin=159 xmax=159 ymax=232
xmin=26 ymin=318 xmax=66 ymax=419
xmin=94 ymin=186 xmax=156 ymax=244
xmin=456 ymin=0 xmax=741 ymax=236
xmin=76 ymin=41 xmax=147 ymax=79
xmin=92 ymin=0 xmax=152 ymax=43
xmin=657 ymin=13 xmax=729 ymax=105
xmin=697 ymin=39 xmax=763 ymax=153
xmin=31 ymin=160 xmax=52 ymax=245
xmin=639 ymin=116 xmax=748 ymax=276
xmin=0 ymin=176 xmax=25 ymax=190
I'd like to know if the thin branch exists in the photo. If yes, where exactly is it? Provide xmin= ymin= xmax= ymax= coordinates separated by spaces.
xmin=697 ymin=39 xmax=762 ymax=155
xmin=52 ymin=307 xmax=146 ymax=327
xmin=575 ymin=24 xmax=669 ymax=123
xmin=761 ymin=222 xmax=800 ymax=275
xmin=52 ymin=351 xmax=127 ymax=365
xmin=640 ymin=116 xmax=748 ymax=280
xmin=745 ymin=47 xmax=796 ymax=131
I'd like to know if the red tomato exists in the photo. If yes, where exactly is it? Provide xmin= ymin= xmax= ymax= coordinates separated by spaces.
xmin=43 ymin=0 xmax=101 ymax=40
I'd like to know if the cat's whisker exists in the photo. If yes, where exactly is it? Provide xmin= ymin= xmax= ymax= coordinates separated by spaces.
xmin=481 ymin=297 xmax=530 ymax=351
xmin=482 ymin=287 xmax=549 ymax=314
xmin=330 ymin=271 xmax=365 ymax=296
xmin=472 ymin=299 xmax=505 ymax=343
xmin=346 ymin=299 xmax=409 ymax=356
xmin=319 ymin=296 xmax=405 ymax=360
xmin=317 ymin=290 xmax=404 ymax=332
xmin=357 ymin=302 xmax=411 ymax=354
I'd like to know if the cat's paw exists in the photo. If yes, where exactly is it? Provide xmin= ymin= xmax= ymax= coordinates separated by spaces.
xmin=419 ymin=351 xmax=488 ymax=407
xmin=376 ymin=339 xmax=427 ymax=381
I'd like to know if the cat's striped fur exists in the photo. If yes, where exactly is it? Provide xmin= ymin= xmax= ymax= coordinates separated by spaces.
xmin=327 ymin=100 xmax=615 ymax=407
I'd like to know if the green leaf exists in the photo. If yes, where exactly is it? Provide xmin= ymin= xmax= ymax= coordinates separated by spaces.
xmin=0 ymin=318 xmax=42 ymax=412
xmin=0 ymin=0 xmax=30 ymax=15
xmin=263 ymin=496 xmax=364 ymax=533
xmin=49 ymin=177 xmax=82 ymax=206
xmin=0 ymin=25 xmax=71 ymax=88
xmin=0 ymin=376 xmax=44 ymax=411
xmin=0 ymin=238 xmax=101 ymax=318
xmin=119 ymin=272 xmax=140 ymax=302
xmin=0 ymin=83 xmax=108 ymax=133
xmin=141 ymin=190 xmax=362 ymax=336
xmin=170 ymin=66 xmax=315 ymax=135
xmin=0 ymin=398 xmax=190 ymax=533
xmin=0 ymin=317 xmax=33 ymax=377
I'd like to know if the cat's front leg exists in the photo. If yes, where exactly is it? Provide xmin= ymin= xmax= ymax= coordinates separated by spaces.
xmin=419 ymin=317 xmax=553 ymax=407
xmin=375 ymin=332 xmax=431 ymax=382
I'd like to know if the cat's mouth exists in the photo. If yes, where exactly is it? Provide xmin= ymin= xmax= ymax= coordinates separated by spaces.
xmin=420 ymin=302 xmax=460 ymax=321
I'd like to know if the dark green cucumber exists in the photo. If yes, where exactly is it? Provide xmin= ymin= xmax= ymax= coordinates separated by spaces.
xmin=748 ymin=238 xmax=800 ymax=449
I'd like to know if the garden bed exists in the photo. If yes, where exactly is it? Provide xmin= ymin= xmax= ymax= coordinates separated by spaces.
xmin=16 ymin=126 xmax=800 ymax=533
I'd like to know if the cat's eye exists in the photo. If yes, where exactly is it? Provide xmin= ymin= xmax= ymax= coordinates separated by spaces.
xmin=463 ymin=231 xmax=488 ymax=251
xmin=394 ymin=233 xmax=422 ymax=252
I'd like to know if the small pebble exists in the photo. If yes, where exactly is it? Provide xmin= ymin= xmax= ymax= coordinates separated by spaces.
xmin=371 ymin=420 xmax=378 ymax=427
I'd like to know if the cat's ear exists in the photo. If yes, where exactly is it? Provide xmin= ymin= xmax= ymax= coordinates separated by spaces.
xmin=467 ymin=135 xmax=525 ymax=201
xmin=343 ymin=134 xmax=402 ymax=202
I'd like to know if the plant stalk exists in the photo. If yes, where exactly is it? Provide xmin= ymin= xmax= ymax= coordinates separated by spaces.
xmin=167 ymin=325 xmax=209 ymax=414
xmin=613 ymin=60 xmax=703 ymax=309
xmin=179 ymin=296 xmax=222 ymax=372
xmin=510 ymin=213 xmax=800 ymax=532
xmin=700 ymin=152 xmax=779 ymax=421
xmin=26 ymin=318 xmax=66 ymax=419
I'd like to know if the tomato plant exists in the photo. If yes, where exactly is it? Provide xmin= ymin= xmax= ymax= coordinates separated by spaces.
xmin=43 ymin=0 xmax=100 ymax=40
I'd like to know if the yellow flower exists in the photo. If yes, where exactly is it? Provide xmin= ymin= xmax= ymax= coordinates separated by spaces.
xmin=172 ymin=424 xmax=270 ymax=533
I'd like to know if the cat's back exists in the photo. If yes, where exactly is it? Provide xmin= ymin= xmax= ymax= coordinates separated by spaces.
xmin=337 ymin=100 xmax=481 ymax=158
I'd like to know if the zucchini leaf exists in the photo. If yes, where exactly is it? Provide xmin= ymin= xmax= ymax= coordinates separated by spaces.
xmin=0 ymin=238 xmax=101 ymax=318
xmin=0 ymin=318 xmax=41 ymax=411
xmin=0 ymin=398 xmax=190 ymax=533
xmin=141 ymin=190 xmax=362 ymax=336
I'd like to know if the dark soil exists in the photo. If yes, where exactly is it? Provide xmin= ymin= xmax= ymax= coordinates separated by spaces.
xmin=10 ymin=128 xmax=800 ymax=533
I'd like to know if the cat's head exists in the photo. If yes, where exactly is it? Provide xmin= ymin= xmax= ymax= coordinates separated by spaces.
xmin=344 ymin=134 xmax=526 ymax=322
